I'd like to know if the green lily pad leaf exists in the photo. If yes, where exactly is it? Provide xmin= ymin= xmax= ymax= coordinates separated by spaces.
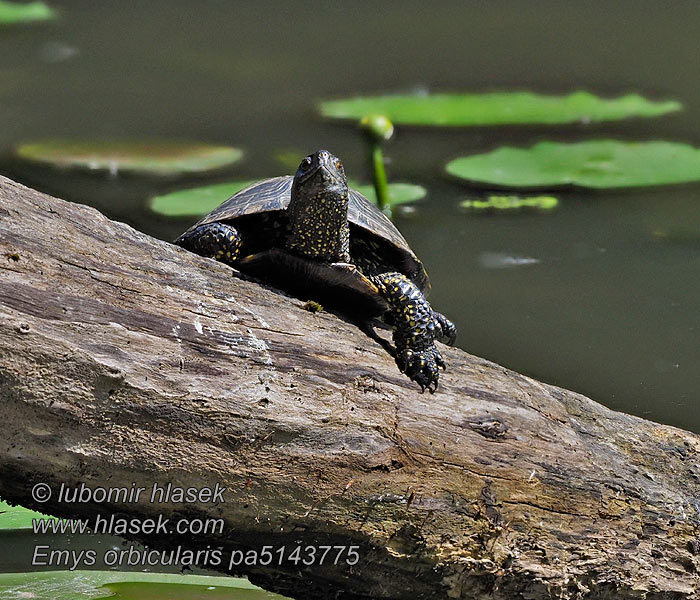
xmin=16 ymin=140 xmax=244 ymax=176
xmin=149 ymin=180 xmax=255 ymax=217
xmin=350 ymin=181 xmax=426 ymax=207
xmin=460 ymin=195 xmax=558 ymax=211
xmin=446 ymin=141 xmax=700 ymax=190
xmin=150 ymin=180 xmax=425 ymax=218
xmin=0 ymin=1 xmax=55 ymax=24
xmin=0 ymin=500 xmax=56 ymax=530
xmin=0 ymin=571 xmax=282 ymax=600
xmin=319 ymin=92 xmax=681 ymax=126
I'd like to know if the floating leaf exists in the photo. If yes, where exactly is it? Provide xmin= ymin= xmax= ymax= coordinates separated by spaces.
xmin=16 ymin=140 xmax=243 ymax=176
xmin=460 ymin=195 xmax=558 ymax=211
xmin=446 ymin=141 xmax=700 ymax=190
xmin=0 ymin=571 xmax=281 ymax=600
xmin=0 ymin=500 xmax=55 ymax=530
xmin=150 ymin=180 xmax=255 ymax=217
xmin=150 ymin=180 xmax=425 ymax=218
xmin=320 ymin=92 xmax=681 ymax=126
xmin=351 ymin=181 xmax=426 ymax=207
xmin=0 ymin=1 xmax=55 ymax=24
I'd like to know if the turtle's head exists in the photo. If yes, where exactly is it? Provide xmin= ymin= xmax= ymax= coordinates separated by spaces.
xmin=292 ymin=149 xmax=347 ymax=199
xmin=287 ymin=150 xmax=350 ymax=262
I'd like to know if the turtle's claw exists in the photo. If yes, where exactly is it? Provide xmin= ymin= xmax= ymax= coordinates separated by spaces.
xmin=397 ymin=346 xmax=443 ymax=393
xmin=419 ymin=375 xmax=438 ymax=394
xmin=433 ymin=311 xmax=457 ymax=346
xmin=436 ymin=352 xmax=446 ymax=370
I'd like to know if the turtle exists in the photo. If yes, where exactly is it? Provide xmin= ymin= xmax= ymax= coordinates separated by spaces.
xmin=175 ymin=150 xmax=456 ymax=392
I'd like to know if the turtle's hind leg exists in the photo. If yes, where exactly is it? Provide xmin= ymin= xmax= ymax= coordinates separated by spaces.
xmin=371 ymin=272 xmax=456 ymax=393
xmin=175 ymin=222 xmax=243 ymax=267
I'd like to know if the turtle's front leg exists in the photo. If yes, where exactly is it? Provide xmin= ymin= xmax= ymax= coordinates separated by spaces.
xmin=371 ymin=272 xmax=456 ymax=393
xmin=175 ymin=222 xmax=243 ymax=267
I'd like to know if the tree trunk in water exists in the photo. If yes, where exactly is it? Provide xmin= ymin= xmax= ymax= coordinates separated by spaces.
xmin=0 ymin=176 xmax=698 ymax=599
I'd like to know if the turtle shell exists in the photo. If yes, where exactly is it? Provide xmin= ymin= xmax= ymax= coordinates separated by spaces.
xmin=188 ymin=175 xmax=429 ymax=291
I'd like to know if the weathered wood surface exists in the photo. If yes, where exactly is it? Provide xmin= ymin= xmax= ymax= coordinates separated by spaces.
xmin=0 ymin=175 xmax=698 ymax=599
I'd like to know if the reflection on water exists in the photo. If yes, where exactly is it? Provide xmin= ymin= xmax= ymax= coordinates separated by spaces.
xmin=0 ymin=0 xmax=697 ymax=438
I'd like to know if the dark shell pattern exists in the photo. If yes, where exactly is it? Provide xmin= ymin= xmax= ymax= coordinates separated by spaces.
xmin=189 ymin=175 xmax=429 ymax=291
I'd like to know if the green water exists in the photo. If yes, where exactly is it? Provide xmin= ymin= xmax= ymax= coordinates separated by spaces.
xmin=1 ymin=1 xmax=697 ymax=428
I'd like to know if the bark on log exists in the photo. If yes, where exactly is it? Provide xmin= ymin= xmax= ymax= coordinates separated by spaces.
xmin=0 ymin=175 xmax=699 ymax=599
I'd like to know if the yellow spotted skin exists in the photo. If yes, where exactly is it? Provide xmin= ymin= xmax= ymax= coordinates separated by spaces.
xmin=372 ymin=271 xmax=456 ymax=393
xmin=176 ymin=221 xmax=242 ymax=266
xmin=175 ymin=150 xmax=456 ymax=392
xmin=287 ymin=150 xmax=350 ymax=262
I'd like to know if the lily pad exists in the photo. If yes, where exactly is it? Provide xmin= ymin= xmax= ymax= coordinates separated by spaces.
xmin=446 ymin=141 xmax=700 ymax=190
xmin=0 ymin=571 xmax=282 ymax=600
xmin=351 ymin=181 xmax=426 ymax=208
xmin=16 ymin=140 xmax=244 ymax=176
xmin=460 ymin=195 xmax=558 ymax=211
xmin=319 ymin=92 xmax=681 ymax=126
xmin=0 ymin=500 xmax=55 ymax=530
xmin=150 ymin=180 xmax=255 ymax=217
xmin=274 ymin=149 xmax=305 ymax=171
xmin=150 ymin=180 xmax=425 ymax=218
xmin=0 ymin=1 xmax=55 ymax=24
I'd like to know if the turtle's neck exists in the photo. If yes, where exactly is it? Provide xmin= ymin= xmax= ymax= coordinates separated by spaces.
xmin=286 ymin=187 xmax=351 ymax=262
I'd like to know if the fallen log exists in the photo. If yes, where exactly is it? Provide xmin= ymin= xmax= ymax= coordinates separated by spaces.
xmin=0 ymin=175 xmax=698 ymax=599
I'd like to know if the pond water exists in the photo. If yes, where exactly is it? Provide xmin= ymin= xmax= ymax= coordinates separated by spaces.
xmin=0 ymin=529 xmax=287 ymax=599
xmin=0 ymin=2 xmax=697 ymax=454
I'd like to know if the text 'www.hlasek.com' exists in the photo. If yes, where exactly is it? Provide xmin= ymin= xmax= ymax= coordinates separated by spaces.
xmin=29 ymin=481 xmax=360 ymax=571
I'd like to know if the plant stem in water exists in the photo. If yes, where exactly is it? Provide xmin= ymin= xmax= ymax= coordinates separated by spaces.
xmin=371 ymin=143 xmax=390 ymax=213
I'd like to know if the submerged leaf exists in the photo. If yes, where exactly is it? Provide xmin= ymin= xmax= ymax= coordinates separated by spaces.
xmin=0 ymin=1 xmax=55 ymax=24
xmin=149 ymin=180 xmax=255 ymax=217
xmin=446 ymin=141 xmax=700 ymax=190
xmin=351 ymin=181 xmax=426 ymax=207
xmin=479 ymin=252 xmax=541 ymax=269
xmin=460 ymin=195 xmax=558 ymax=211
xmin=274 ymin=149 xmax=306 ymax=171
xmin=320 ymin=92 xmax=681 ymax=126
xmin=16 ymin=140 xmax=243 ymax=176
